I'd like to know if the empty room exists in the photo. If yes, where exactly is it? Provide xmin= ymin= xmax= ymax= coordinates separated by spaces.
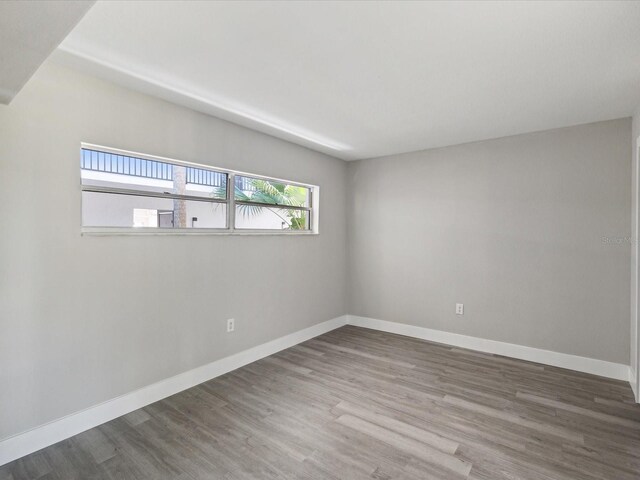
xmin=2 ymin=0 xmax=640 ymax=478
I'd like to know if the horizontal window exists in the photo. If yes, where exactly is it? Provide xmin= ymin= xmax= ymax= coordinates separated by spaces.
xmin=234 ymin=175 xmax=311 ymax=230
xmin=235 ymin=206 xmax=309 ymax=230
xmin=80 ymin=145 xmax=317 ymax=234
xmin=80 ymin=149 xmax=227 ymax=201
xmin=82 ymin=191 xmax=227 ymax=229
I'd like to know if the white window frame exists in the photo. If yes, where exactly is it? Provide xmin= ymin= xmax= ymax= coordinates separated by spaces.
xmin=80 ymin=143 xmax=319 ymax=236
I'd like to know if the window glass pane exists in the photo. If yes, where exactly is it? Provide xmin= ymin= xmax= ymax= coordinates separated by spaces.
xmin=82 ymin=191 xmax=227 ymax=228
xmin=234 ymin=175 xmax=310 ymax=208
xmin=81 ymin=149 xmax=227 ymax=200
xmin=235 ymin=205 xmax=309 ymax=230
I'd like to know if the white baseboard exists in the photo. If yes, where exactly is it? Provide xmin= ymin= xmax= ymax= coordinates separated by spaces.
xmin=0 ymin=315 xmax=348 ymax=467
xmin=631 ymin=368 xmax=638 ymax=401
xmin=347 ymin=315 xmax=631 ymax=382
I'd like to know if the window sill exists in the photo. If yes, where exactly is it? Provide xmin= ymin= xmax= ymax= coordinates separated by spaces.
xmin=81 ymin=227 xmax=319 ymax=236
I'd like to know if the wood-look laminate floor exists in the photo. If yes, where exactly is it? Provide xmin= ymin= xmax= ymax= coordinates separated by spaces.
xmin=2 ymin=325 xmax=639 ymax=480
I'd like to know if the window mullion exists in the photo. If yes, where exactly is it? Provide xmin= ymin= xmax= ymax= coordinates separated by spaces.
xmin=234 ymin=200 xmax=311 ymax=212
xmin=81 ymin=185 xmax=226 ymax=204
xmin=229 ymin=172 xmax=236 ymax=232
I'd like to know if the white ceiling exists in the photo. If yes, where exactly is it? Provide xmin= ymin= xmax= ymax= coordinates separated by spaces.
xmin=0 ymin=0 xmax=94 ymax=105
xmin=54 ymin=1 xmax=640 ymax=160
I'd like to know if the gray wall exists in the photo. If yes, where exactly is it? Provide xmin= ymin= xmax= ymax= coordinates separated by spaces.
xmin=0 ymin=63 xmax=348 ymax=440
xmin=348 ymin=119 xmax=631 ymax=364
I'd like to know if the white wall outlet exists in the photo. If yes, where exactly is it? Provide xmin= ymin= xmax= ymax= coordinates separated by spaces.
xmin=455 ymin=303 xmax=464 ymax=315
xmin=226 ymin=318 xmax=235 ymax=332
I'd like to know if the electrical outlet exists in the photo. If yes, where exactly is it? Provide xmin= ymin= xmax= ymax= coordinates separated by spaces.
xmin=455 ymin=303 xmax=464 ymax=315
xmin=226 ymin=318 xmax=235 ymax=332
